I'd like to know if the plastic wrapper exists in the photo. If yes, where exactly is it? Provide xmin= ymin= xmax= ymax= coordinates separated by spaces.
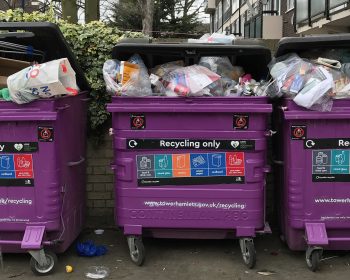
xmin=103 ymin=54 xmax=152 ymax=97
xmin=161 ymin=65 xmax=222 ymax=97
xmin=85 ymin=266 xmax=110 ymax=279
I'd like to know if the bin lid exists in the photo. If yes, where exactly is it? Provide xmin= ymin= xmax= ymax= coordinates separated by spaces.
xmin=112 ymin=43 xmax=271 ymax=81
xmin=275 ymin=34 xmax=350 ymax=57
xmin=0 ymin=22 xmax=90 ymax=91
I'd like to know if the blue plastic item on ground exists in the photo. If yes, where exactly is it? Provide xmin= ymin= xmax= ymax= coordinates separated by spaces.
xmin=76 ymin=240 xmax=108 ymax=257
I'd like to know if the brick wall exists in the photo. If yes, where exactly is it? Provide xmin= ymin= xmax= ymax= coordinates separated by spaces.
xmin=86 ymin=134 xmax=115 ymax=227
xmin=281 ymin=0 xmax=297 ymax=37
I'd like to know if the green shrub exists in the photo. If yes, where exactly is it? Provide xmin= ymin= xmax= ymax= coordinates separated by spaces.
xmin=0 ymin=9 xmax=145 ymax=139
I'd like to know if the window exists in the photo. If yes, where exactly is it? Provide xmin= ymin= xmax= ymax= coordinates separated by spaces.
xmin=223 ymin=0 xmax=230 ymax=13
xmin=223 ymin=0 xmax=231 ymax=22
xmin=232 ymin=0 xmax=239 ymax=13
xmin=231 ymin=19 xmax=239 ymax=34
xmin=287 ymin=0 xmax=294 ymax=10
xmin=241 ymin=14 xmax=245 ymax=36
xmin=255 ymin=15 xmax=262 ymax=38
xmin=218 ymin=1 xmax=223 ymax=27
xmin=263 ymin=0 xmax=279 ymax=15
xmin=274 ymin=0 xmax=280 ymax=13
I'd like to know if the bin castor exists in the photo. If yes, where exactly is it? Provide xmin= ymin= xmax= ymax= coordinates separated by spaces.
xmin=306 ymin=247 xmax=323 ymax=272
xmin=29 ymin=250 xmax=57 ymax=276
xmin=127 ymin=236 xmax=145 ymax=266
xmin=239 ymin=238 xmax=256 ymax=269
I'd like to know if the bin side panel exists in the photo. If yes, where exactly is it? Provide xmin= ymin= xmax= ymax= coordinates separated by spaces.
xmin=281 ymin=99 xmax=350 ymax=250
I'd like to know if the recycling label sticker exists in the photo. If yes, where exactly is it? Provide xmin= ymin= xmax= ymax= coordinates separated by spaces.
xmin=0 ymin=154 xmax=34 ymax=186
xmin=312 ymin=149 xmax=350 ymax=182
xmin=127 ymin=139 xmax=255 ymax=151
xmin=136 ymin=152 xmax=245 ymax=186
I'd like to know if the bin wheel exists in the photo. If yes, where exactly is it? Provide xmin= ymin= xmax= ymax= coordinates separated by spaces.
xmin=127 ymin=236 xmax=145 ymax=266
xmin=240 ymin=238 xmax=256 ymax=269
xmin=306 ymin=249 xmax=322 ymax=272
xmin=30 ymin=250 xmax=57 ymax=276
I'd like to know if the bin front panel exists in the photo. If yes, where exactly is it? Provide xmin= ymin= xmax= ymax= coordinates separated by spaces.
xmin=109 ymin=97 xmax=271 ymax=233
xmin=281 ymin=99 xmax=350 ymax=249
xmin=0 ymin=118 xmax=60 ymax=231
xmin=0 ymin=94 xmax=88 ymax=234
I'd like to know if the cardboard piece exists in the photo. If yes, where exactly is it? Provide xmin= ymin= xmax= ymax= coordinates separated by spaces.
xmin=0 ymin=57 xmax=30 ymax=88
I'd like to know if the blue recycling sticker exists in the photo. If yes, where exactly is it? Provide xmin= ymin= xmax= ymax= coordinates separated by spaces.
xmin=0 ymin=155 xmax=14 ymax=172
xmin=208 ymin=153 xmax=226 ymax=169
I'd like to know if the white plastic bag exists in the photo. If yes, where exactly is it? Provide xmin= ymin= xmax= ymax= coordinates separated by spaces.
xmin=188 ymin=33 xmax=235 ymax=44
xmin=8 ymin=58 xmax=79 ymax=104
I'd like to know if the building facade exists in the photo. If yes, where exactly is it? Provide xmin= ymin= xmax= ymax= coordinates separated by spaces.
xmin=294 ymin=0 xmax=350 ymax=35
xmin=0 ymin=0 xmax=40 ymax=12
xmin=205 ymin=0 xmax=296 ymax=38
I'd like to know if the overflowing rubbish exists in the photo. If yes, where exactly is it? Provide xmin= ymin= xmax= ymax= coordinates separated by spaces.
xmin=76 ymin=240 xmax=108 ymax=257
xmin=104 ymin=53 xmax=267 ymax=98
xmin=103 ymin=46 xmax=350 ymax=112
xmin=267 ymin=53 xmax=350 ymax=111
xmin=85 ymin=266 xmax=110 ymax=279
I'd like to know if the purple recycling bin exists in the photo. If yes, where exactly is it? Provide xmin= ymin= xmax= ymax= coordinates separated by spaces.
xmin=273 ymin=35 xmax=350 ymax=271
xmin=275 ymin=98 xmax=350 ymax=271
xmin=0 ymin=94 xmax=88 ymax=274
xmin=0 ymin=22 xmax=90 ymax=276
xmin=108 ymin=95 xmax=272 ymax=267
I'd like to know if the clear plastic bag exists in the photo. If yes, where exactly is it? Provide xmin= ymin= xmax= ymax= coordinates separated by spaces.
xmin=293 ymin=67 xmax=333 ymax=111
xmin=327 ymin=67 xmax=350 ymax=99
xmin=161 ymin=65 xmax=222 ymax=97
xmin=150 ymin=61 xmax=185 ymax=95
xmin=151 ymin=60 xmax=184 ymax=77
xmin=267 ymin=54 xmax=335 ymax=111
xmin=103 ymin=54 xmax=152 ymax=97
xmin=199 ymin=56 xmax=244 ymax=82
